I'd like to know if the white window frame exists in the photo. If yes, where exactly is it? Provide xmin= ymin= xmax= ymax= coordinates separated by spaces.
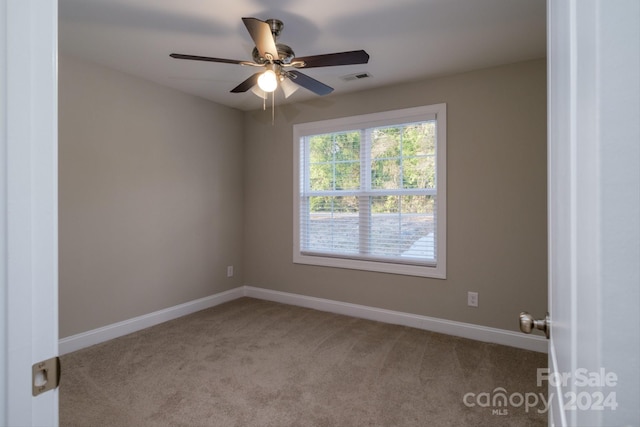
xmin=293 ymin=104 xmax=447 ymax=278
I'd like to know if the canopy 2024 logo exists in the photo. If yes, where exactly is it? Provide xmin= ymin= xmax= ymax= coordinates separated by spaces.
xmin=462 ymin=368 xmax=618 ymax=416
xmin=538 ymin=368 xmax=618 ymax=412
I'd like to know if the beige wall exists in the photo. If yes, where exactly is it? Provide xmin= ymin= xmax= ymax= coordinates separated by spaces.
xmin=59 ymin=55 xmax=244 ymax=338
xmin=59 ymin=57 xmax=546 ymax=338
xmin=243 ymin=59 xmax=547 ymax=332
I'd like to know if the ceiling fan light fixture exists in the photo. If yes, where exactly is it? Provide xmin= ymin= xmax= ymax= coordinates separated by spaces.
xmin=250 ymin=85 xmax=268 ymax=99
xmin=280 ymin=77 xmax=300 ymax=98
xmin=258 ymin=69 xmax=278 ymax=92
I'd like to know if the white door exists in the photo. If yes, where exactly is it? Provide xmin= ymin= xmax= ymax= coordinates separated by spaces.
xmin=0 ymin=0 xmax=59 ymax=426
xmin=547 ymin=0 xmax=639 ymax=426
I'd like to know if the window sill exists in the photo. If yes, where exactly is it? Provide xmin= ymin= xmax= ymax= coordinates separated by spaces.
xmin=293 ymin=252 xmax=446 ymax=279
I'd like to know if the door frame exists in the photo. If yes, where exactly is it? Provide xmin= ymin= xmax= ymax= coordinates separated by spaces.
xmin=0 ymin=0 xmax=59 ymax=425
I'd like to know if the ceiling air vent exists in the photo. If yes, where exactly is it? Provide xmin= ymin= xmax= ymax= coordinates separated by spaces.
xmin=341 ymin=72 xmax=372 ymax=82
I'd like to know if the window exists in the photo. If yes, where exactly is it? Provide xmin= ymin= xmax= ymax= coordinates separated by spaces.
xmin=293 ymin=104 xmax=446 ymax=278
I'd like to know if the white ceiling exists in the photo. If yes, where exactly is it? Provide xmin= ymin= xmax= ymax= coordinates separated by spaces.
xmin=59 ymin=0 xmax=546 ymax=112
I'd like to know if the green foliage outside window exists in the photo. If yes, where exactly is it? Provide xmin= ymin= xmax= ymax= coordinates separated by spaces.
xmin=308 ymin=121 xmax=436 ymax=214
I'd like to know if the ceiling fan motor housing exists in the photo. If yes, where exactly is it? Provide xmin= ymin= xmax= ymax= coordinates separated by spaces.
xmin=250 ymin=19 xmax=295 ymax=64
xmin=251 ymin=44 xmax=295 ymax=64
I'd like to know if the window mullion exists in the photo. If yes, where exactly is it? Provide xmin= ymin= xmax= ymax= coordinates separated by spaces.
xmin=331 ymin=134 xmax=337 ymax=251
xmin=359 ymin=128 xmax=371 ymax=255
xmin=398 ymin=128 xmax=404 ymax=243
xmin=332 ymin=134 xmax=337 ymax=191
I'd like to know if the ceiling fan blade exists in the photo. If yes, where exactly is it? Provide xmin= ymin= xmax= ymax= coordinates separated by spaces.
xmin=288 ymin=70 xmax=334 ymax=96
xmin=293 ymin=50 xmax=370 ymax=68
xmin=230 ymin=73 xmax=261 ymax=93
xmin=170 ymin=53 xmax=244 ymax=65
xmin=242 ymin=17 xmax=278 ymax=61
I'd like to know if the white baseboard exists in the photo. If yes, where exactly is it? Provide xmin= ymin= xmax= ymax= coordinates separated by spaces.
xmin=59 ymin=285 xmax=547 ymax=355
xmin=58 ymin=287 xmax=244 ymax=355
xmin=243 ymin=286 xmax=548 ymax=353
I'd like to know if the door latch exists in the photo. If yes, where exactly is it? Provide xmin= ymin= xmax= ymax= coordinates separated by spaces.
xmin=32 ymin=357 xmax=60 ymax=396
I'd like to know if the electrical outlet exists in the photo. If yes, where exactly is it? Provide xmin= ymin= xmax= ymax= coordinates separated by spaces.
xmin=226 ymin=265 xmax=234 ymax=277
xmin=467 ymin=291 xmax=479 ymax=307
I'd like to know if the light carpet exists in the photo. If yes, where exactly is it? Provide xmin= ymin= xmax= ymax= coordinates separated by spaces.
xmin=60 ymin=297 xmax=547 ymax=426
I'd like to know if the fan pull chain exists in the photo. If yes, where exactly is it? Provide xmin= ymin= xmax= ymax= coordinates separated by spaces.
xmin=262 ymin=92 xmax=266 ymax=111
xmin=271 ymin=91 xmax=275 ymax=125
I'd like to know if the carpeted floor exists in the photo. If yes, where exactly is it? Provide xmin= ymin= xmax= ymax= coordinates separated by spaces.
xmin=60 ymin=297 xmax=548 ymax=426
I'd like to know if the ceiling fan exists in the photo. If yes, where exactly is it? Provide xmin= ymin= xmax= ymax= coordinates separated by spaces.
xmin=170 ymin=17 xmax=370 ymax=98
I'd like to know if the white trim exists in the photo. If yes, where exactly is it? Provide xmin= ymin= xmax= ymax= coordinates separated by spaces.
xmin=293 ymin=106 xmax=439 ymax=135
xmin=58 ymin=288 xmax=244 ymax=355
xmin=1 ymin=2 xmax=8 ymax=421
xmin=244 ymin=286 xmax=548 ymax=353
xmin=549 ymin=339 xmax=568 ymax=427
xmin=59 ymin=285 xmax=547 ymax=355
xmin=2 ymin=0 xmax=59 ymax=425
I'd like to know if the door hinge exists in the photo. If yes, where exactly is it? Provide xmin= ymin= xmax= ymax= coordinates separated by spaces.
xmin=32 ymin=356 xmax=61 ymax=396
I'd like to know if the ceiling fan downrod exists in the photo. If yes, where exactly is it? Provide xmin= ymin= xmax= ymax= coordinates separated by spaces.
xmin=266 ymin=19 xmax=284 ymax=39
